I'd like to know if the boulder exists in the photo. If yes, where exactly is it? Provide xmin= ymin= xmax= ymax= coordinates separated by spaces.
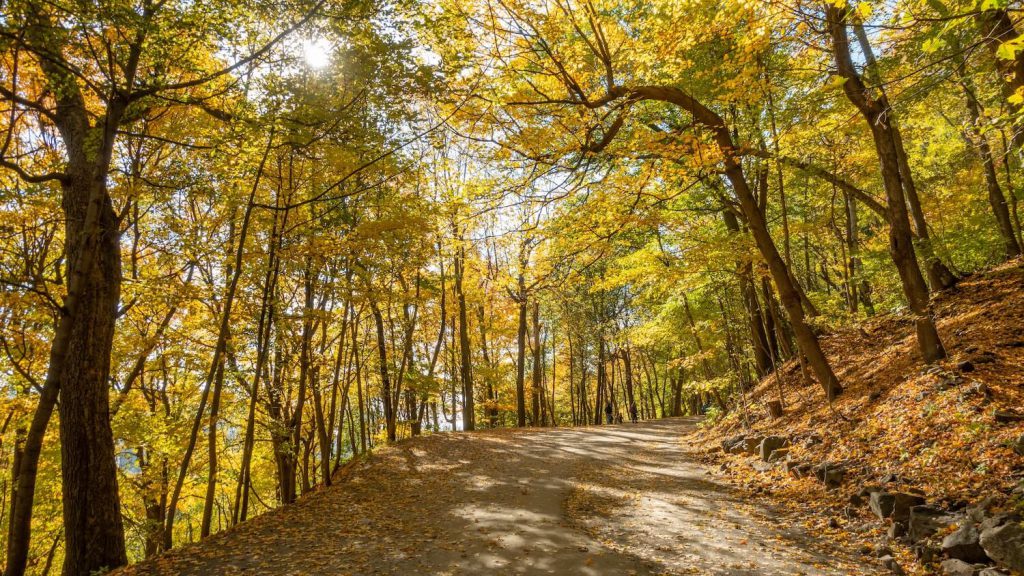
xmin=888 ymin=521 xmax=907 ymax=540
xmin=857 ymin=485 xmax=885 ymax=498
xmin=980 ymin=513 xmax=1020 ymax=533
xmin=977 ymin=569 xmax=1010 ymax=576
xmin=786 ymin=461 xmax=811 ymax=478
xmin=942 ymin=524 xmax=990 ymax=563
xmin=940 ymin=559 xmax=980 ymax=576
xmin=892 ymin=493 xmax=927 ymax=522
xmin=870 ymin=491 xmax=924 ymax=521
xmin=871 ymin=492 xmax=897 ymax=519
xmin=1013 ymin=434 xmax=1024 ymax=457
xmin=767 ymin=448 xmax=789 ymax=463
xmin=721 ymin=435 xmax=745 ymax=453
xmin=759 ymin=436 xmax=789 ymax=461
xmin=879 ymin=555 xmax=905 ymax=575
xmin=741 ymin=436 xmax=763 ymax=454
xmin=994 ymin=410 xmax=1024 ymax=424
xmin=967 ymin=497 xmax=999 ymax=523
xmin=909 ymin=505 xmax=958 ymax=542
xmin=980 ymin=522 xmax=1024 ymax=572
xmin=814 ymin=463 xmax=845 ymax=489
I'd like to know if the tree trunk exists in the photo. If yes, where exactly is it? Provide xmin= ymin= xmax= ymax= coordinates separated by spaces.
xmin=531 ymin=301 xmax=542 ymax=426
xmin=977 ymin=8 xmax=1024 ymax=154
xmin=515 ymin=278 xmax=528 ymax=427
xmin=370 ymin=300 xmax=397 ymax=442
xmin=722 ymin=208 xmax=774 ymax=377
xmin=827 ymin=4 xmax=946 ymax=363
xmin=852 ymin=21 xmax=958 ymax=290
xmin=454 ymin=248 xmax=474 ymax=431
xmin=959 ymin=76 xmax=1023 ymax=258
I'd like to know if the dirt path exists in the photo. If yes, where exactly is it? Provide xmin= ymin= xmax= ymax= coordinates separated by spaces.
xmin=120 ymin=418 xmax=878 ymax=575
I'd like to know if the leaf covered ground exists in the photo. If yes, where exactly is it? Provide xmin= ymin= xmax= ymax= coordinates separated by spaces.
xmin=688 ymin=259 xmax=1024 ymax=575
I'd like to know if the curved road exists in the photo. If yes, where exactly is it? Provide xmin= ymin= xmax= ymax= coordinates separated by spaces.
xmin=119 ymin=418 xmax=877 ymax=575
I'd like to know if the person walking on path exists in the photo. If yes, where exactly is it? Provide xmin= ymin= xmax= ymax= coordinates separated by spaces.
xmin=604 ymin=401 xmax=613 ymax=424
xmin=629 ymin=402 xmax=638 ymax=424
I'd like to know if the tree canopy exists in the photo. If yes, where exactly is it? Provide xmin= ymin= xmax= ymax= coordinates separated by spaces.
xmin=1 ymin=0 xmax=1023 ymax=572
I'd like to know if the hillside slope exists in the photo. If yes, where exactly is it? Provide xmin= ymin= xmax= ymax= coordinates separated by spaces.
xmin=689 ymin=259 xmax=1024 ymax=575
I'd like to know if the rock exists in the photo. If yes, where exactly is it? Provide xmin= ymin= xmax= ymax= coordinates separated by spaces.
xmin=909 ymin=505 xmax=958 ymax=542
xmin=741 ymin=436 xmax=763 ymax=454
xmin=786 ymin=461 xmax=811 ymax=478
xmin=994 ymin=410 xmax=1024 ymax=424
xmin=892 ymin=493 xmax=927 ymax=522
xmin=804 ymin=434 xmax=823 ymax=447
xmin=980 ymin=513 xmax=1020 ymax=533
xmin=767 ymin=448 xmax=789 ymax=462
xmin=871 ymin=492 xmax=897 ymax=519
xmin=766 ymin=400 xmax=783 ymax=418
xmin=980 ymin=521 xmax=1024 ymax=572
xmin=942 ymin=524 xmax=990 ymax=563
xmin=1013 ymin=434 xmax=1024 ymax=457
xmin=973 ymin=351 xmax=997 ymax=364
xmin=721 ymin=435 xmax=745 ymax=453
xmin=889 ymin=521 xmax=907 ymax=540
xmin=759 ymin=436 xmax=788 ymax=461
xmin=849 ymin=492 xmax=865 ymax=507
xmin=940 ymin=559 xmax=979 ymax=576
xmin=814 ymin=463 xmax=845 ymax=489
xmin=967 ymin=497 xmax=998 ymax=523
xmin=977 ymin=569 xmax=1009 ymax=576
xmin=869 ymin=389 xmax=883 ymax=401
xmin=879 ymin=472 xmax=902 ymax=484
xmin=879 ymin=555 xmax=905 ymax=575
xmin=958 ymin=360 xmax=976 ymax=373
xmin=858 ymin=485 xmax=885 ymax=497
xmin=870 ymin=492 xmax=927 ymax=522
xmin=751 ymin=460 xmax=773 ymax=472
xmin=914 ymin=544 xmax=940 ymax=563
xmin=964 ymin=382 xmax=992 ymax=400
xmin=875 ymin=543 xmax=893 ymax=557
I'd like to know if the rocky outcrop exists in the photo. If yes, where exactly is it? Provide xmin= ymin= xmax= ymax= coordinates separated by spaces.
xmin=942 ymin=524 xmax=989 ymax=564
xmin=979 ymin=521 xmax=1024 ymax=573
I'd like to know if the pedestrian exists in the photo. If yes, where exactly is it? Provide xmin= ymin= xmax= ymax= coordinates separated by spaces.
xmin=629 ymin=402 xmax=638 ymax=423
xmin=604 ymin=401 xmax=613 ymax=424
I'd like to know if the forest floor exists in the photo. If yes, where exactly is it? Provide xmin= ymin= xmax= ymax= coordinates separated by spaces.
xmin=689 ymin=258 xmax=1024 ymax=575
xmin=117 ymin=419 xmax=877 ymax=575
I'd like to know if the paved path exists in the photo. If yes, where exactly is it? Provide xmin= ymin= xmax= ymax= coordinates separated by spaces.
xmin=119 ymin=418 xmax=877 ymax=575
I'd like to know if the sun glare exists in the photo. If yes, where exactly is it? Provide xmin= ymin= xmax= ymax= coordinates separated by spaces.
xmin=302 ymin=38 xmax=331 ymax=70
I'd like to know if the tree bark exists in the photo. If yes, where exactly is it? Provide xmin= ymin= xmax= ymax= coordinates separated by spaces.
xmin=370 ymin=300 xmax=397 ymax=442
xmin=531 ymin=301 xmax=542 ymax=426
xmin=958 ymin=75 xmax=1023 ymax=258
xmin=826 ymin=4 xmax=946 ymax=363
xmin=515 ymin=278 xmax=528 ymax=427
xmin=454 ymin=247 xmax=475 ymax=431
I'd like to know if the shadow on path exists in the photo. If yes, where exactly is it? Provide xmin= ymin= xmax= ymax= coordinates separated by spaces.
xmin=117 ymin=418 xmax=878 ymax=575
